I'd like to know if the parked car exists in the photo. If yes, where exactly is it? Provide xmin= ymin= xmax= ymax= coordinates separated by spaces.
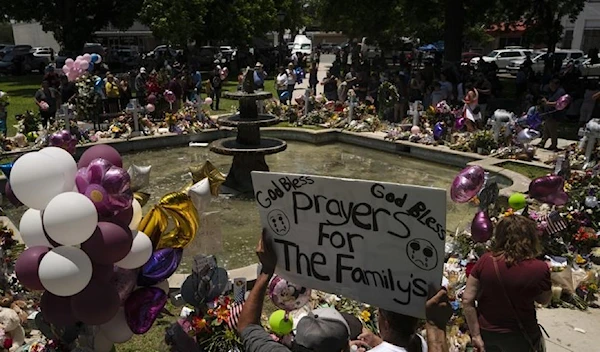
xmin=470 ymin=48 xmax=534 ymax=69
xmin=506 ymin=49 xmax=584 ymax=75
xmin=83 ymin=43 xmax=106 ymax=56
xmin=579 ymin=57 xmax=600 ymax=77
xmin=31 ymin=47 xmax=55 ymax=58
xmin=198 ymin=46 xmax=222 ymax=69
xmin=147 ymin=45 xmax=182 ymax=59
xmin=107 ymin=46 xmax=141 ymax=70
xmin=461 ymin=52 xmax=480 ymax=65
xmin=0 ymin=51 xmax=48 ymax=74
xmin=219 ymin=46 xmax=236 ymax=62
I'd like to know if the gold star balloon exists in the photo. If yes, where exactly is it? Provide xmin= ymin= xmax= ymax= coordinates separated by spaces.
xmin=189 ymin=161 xmax=226 ymax=196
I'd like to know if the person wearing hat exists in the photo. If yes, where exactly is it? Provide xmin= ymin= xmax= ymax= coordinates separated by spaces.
xmin=237 ymin=231 xmax=353 ymax=352
xmin=135 ymin=67 xmax=147 ymax=102
xmin=237 ymin=231 xmax=452 ymax=352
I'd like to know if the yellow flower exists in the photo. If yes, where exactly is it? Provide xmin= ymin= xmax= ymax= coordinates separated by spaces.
xmin=360 ymin=310 xmax=371 ymax=323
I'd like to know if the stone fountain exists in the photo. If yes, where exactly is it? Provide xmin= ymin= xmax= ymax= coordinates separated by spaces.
xmin=210 ymin=69 xmax=287 ymax=194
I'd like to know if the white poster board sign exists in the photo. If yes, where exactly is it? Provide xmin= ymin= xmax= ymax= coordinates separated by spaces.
xmin=252 ymin=172 xmax=446 ymax=319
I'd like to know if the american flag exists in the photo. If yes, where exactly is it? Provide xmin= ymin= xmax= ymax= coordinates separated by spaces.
xmin=539 ymin=211 xmax=568 ymax=235
xmin=227 ymin=299 xmax=245 ymax=331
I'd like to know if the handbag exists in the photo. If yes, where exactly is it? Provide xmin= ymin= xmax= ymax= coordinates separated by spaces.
xmin=493 ymin=257 xmax=547 ymax=352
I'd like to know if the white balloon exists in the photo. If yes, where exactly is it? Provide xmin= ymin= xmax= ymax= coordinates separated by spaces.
xmin=153 ymin=280 xmax=170 ymax=294
xmin=93 ymin=329 xmax=115 ymax=352
xmin=99 ymin=308 xmax=133 ymax=343
xmin=43 ymin=192 xmax=98 ymax=246
xmin=10 ymin=152 xmax=70 ymax=210
xmin=38 ymin=246 xmax=92 ymax=296
xmin=129 ymin=199 xmax=142 ymax=231
xmin=19 ymin=209 xmax=52 ymax=248
xmin=39 ymin=147 xmax=77 ymax=189
xmin=115 ymin=231 xmax=152 ymax=269
xmin=188 ymin=178 xmax=211 ymax=213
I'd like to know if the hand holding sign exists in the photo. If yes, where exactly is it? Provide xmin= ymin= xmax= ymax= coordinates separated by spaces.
xmin=257 ymin=230 xmax=277 ymax=275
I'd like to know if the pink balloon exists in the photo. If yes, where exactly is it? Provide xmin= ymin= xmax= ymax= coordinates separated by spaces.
xmin=450 ymin=166 xmax=486 ymax=203
xmin=65 ymin=58 xmax=74 ymax=68
xmin=81 ymin=222 xmax=133 ymax=264
xmin=76 ymin=55 xmax=84 ymax=61
xmin=62 ymin=65 xmax=71 ymax=74
xmin=147 ymin=94 xmax=157 ymax=104
xmin=204 ymin=97 xmax=213 ymax=105
xmin=528 ymin=175 xmax=568 ymax=206
xmin=41 ymin=292 xmax=77 ymax=326
xmin=471 ymin=211 xmax=493 ymax=243
xmin=73 ymin=60 xmax=82 ymax=70
xmin=79 ymin=60 xmax=89 ymax=70
xmin=15 ymin=246 xmax=49 ymax=290
xmin=67 ymin=71 xmax=78 ymax=82
xmin=71 ymin=279 xmax=120 ymax=325
xmin=555 ymin=94 xmax=571 ymax=111
xmin=78 ymin=144 xmax=123 ymax=168
xmin=146 ymin=104 xmax=155 ymax=113
xmin=82 ymin=53 xmax=92 ymax=63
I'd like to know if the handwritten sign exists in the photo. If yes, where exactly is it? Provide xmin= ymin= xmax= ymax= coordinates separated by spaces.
xmin=252 ymin=172 xmax=446 ymax=319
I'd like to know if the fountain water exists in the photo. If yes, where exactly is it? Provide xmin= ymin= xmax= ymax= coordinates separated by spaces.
xmin=210 ymin=69 xmax=287 ymax=194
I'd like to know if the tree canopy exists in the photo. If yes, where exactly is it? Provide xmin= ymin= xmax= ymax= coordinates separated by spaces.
xmin=0 ymin=0 xmax=143 ymax=50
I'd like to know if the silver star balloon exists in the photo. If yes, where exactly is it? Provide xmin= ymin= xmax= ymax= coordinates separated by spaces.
xmin=127 ymin=165 xmax=152 ymax=192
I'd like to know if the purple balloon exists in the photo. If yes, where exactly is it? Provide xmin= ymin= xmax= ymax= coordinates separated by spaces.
xmin=528 ymin=175 xmax=568 ymax=206
xmin=433 ymin=122 xmax=444 ymax=140
xmin=450 ymin=166 xmax=486 ymax=203
xmin=471 ymin=211 xmax=493 ymax=243
xmin=71 ymin=279 xmax=120 ymax=325
xmin=125 ymin=287 xmax=168 ymax=334
xmin=111 ymin=206 xmax=134 ymax=227
xmin=5 ymin=182 xmax=22 ymax=207
xmin=454 ymin=116 xmax=465 ymax=130
xmin=110 ymin=267 xmax=138 ymax=303
xmin=76 ymin=158 xmax=133 ymax=216
xmin=15 ymin=246 xmax=49 ymax=290
xmin=41 ymin=292 xmax=78 ymax=326
xmin=92 ymin=263 xmax=115 ymax=282
xmin=78 ymin=144 xmax=123 ymax=168
xmin=81 ymin=222 xmax=133 ymax=265
xmin=49 ymin=130 xmax=78 ymax=154
xmin=138 ymin=248 xmax=183 ymax=287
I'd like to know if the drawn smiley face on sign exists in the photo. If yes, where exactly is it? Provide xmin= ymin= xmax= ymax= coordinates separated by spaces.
xmin=268 ymin=209 xmax=290 ymax=236
xmin=406 ymin=238 xmax=438 ymax=271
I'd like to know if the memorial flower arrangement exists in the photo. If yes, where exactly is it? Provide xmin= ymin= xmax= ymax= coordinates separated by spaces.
xmin=74 ymin=75 xmax=99 ymax=120
xmin=14 ymin=111 xmax=41 ymax=137
xmin=180 ymin=296 xmax=243 ymax=352
xmin=377 ymin=82 xmax=399 ymax=117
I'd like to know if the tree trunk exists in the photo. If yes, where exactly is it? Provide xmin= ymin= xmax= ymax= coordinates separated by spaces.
xmin=443 ymin=0 xmax=464 ymax=64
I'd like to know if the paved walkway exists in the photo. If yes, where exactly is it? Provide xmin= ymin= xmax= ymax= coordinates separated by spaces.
xmin=291 ymin=54 xmax=334 ymax=102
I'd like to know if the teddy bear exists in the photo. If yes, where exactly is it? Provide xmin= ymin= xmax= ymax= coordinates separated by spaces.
xmin=0 ymin=307 xmax=25 ymax=351
xmin=9 ymin=302 xmax=28 ymax=325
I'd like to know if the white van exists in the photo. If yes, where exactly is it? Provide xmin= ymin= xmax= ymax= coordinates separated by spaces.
xmin=292 ymin=35 xmax=312 ymax=55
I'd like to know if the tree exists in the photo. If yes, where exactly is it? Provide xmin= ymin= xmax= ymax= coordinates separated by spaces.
xmin=493 ymin=0 xmax=585 ymax=53
xmin=0 ymin=0 xmax=143 ymax=50
xmin=139 ymin=0 xmax=209 ymax=46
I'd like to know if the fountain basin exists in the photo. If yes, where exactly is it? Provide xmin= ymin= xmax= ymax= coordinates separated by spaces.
xmin=210 ymin=137 xmax=287 ymax=156
xmin=218 ymin=113 xmax=280 ymax=127
xmin=223 ymin=91 xmax=273 ymax=100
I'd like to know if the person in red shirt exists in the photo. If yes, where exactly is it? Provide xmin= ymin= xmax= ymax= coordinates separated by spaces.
xmin=463 ymin=215 xmax=551 ymax=352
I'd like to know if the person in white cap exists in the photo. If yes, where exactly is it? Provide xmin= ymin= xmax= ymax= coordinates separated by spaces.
xmin=135 ymin=67 xmax=147 ymax=102
xmin=237 ymin=231 xmax=452 ymax=352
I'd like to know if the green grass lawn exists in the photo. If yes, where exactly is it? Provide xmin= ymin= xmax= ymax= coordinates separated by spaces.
xmin=0 ymin=75 xmax=279 ymax=136
xmin=0 ymin=74 xmax=41 ymax=136
xmin=497 ymin=161 xmax=551 ymax=179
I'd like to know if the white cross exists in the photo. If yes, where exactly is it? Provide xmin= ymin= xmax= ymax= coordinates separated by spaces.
xmin=125 ymin=99 xmax=143 ymax=137
xmin=56 ymin=103 xmax=74 ymax=128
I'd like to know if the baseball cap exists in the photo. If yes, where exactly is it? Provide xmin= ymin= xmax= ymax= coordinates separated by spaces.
xmin=295 ymin=308 xmax=351 ymax=352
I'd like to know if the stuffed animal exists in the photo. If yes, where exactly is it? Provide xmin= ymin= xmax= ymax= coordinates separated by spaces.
xmin=0 ymin=307 xmax=25 ymax=351
xmin=9 ymin=302 xmax=27 ymax=325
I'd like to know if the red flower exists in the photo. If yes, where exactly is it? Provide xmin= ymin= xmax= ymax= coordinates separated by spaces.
xmin=4 ymin=337 xmax=13 ymax=349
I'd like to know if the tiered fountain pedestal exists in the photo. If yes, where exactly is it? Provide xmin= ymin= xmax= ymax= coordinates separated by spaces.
xmin=210 ymin=87 xmax=286 ymax=195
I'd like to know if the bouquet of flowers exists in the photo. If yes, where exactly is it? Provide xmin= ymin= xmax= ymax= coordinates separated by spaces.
xmin=15 ymin=111 xmax=42 ymax=136
xmin=74 ymin=75 xmax=99 ymax=120
xmin=183 ymin=296 xmax=243 ymax=352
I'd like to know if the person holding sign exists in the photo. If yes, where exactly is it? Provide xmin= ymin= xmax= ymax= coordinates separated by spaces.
xmin=237 ymin=231 xmax=452 ymax=352
xmin=463 ymin=215 xmax=551 ymax=352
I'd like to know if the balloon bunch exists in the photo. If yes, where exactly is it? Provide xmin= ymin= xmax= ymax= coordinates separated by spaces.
xmin=49 ymin=129 xmax=78 ymax=155
xmin=11 ymin=144 xmax=180 ymax=351
xmin=450 ymin=166 xmax=495 ymax=242
xmin=62 ymin=53 xmax=101 ymax=82
xmin=267 ymin=275 xmax=311 ymax=336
